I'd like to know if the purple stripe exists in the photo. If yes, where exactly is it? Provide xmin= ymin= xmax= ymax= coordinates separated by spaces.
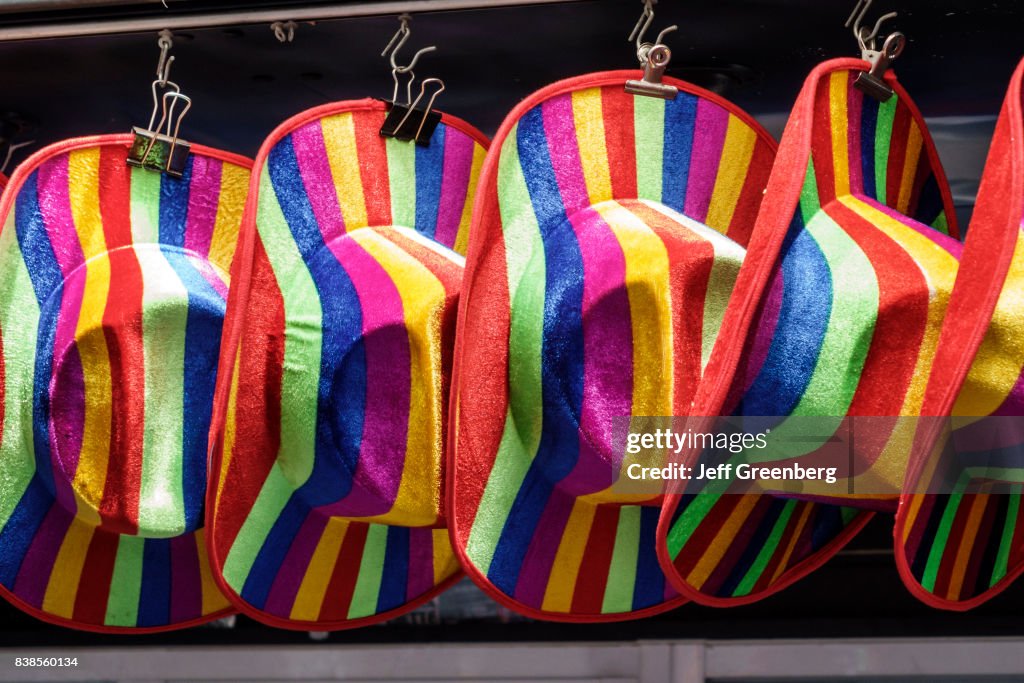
xmin=859 ymin=195 xmax=964 ymax=256
xmin=291 ymin=122 xmax=346 ymax=238
xmin=182 ymin=156 xmax=223 ymax=257
xmin=742 ymin=268 xmax=785 ymax=394
xmin=432 ymin=129 xmax=475 ymax=248
xmin=186 ymin=253 xmax=229 ymax=300
xmin=36 ymin=155 xmax=87 ymax=513
xmin=542 ymin=94 xmax=591 ymax=213
xmin=12 ymin=503 xmax=73 ymax=607
xmin=683 ymin=100 xmax=729 ymax=222
xmin=318 ymin=239 xmax=411 ymax=517
xmin=558 ymin=206 xmax=633 ymax=495
xmin=847 ymin=83 xmax=864 ymax=195
xmin=406 ymin=528 xmax=436 ymax=599
xmin=263 ymin=511 xmax=328 ymax=616
xmin=512 ymin=492 xmax=575 ymax=608
xmin=169 ymin=534 xmax=202 ymax=623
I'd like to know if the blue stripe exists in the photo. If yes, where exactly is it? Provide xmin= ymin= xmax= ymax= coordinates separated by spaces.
xmin=860 ymin=97 xmax=879 ymax=200
xmin=718 ymin=498 xmax=786 ymax=597
xmin=414 ymin=125 xmax=446 ymax=239
xmin=159 ymin=248 xmax=226 ymax=533
xmin=915 ymin=175 xmax=945 ymax=231
xmin=240 ymin=497 xmax=308 ymax=608
xmin=16 ymin=171 xmax=62 ymax=499
xmin=137 ymin=538 xmax=171 ymax=627
xmin=810 ymin=504 xmax=844 ymax=551
xmin=0 ymin=478 xmax=53 ymax=586
xmin=376 ymin=526 xmax=410 ymax=612
xmin=632 ymin=506 xmax=666 ymax=609
xmin=487 ymin=105 xmax=584 ymax=595
xmin=662 ymin=92 xmax=697 ymax=212
xmin=740 ymin=217 xmax=832 ymax=417
xmin=158 ymin=156 xmax=193 ymax=248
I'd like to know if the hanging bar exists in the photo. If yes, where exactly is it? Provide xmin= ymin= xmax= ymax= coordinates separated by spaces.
xmin=0 ymin=0 xmax=589 ymax=42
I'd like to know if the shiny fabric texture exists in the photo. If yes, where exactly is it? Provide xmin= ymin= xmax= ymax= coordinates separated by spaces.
xmin=897 ymin=57 xmax=1024 ymax=609
xmin=0 ymin=139 xmax=249 ymax=631
xmin=207 ymin=99 xmax=489 ymax=630
xmin=450 ymin=73 xmax=777 ymax=621
xmin=658 ymin=62 xmax=961 ymax=607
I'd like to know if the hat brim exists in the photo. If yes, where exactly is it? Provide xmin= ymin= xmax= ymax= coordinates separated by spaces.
xmin=206 ymin=100 xmax=488 ymax=630
xmin=896 ymin=58 xmax=1024 ymax=611
xmin=658 ymin=59 xmax=961 ymax=607
xmin=449 ymin=71 xmax=778 ymax=621
xmin=0 ymin=135 xmax=249 ymax=632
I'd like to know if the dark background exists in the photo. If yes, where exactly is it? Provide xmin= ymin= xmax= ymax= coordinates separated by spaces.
xmin=1 ymin=0 xmax=1023 ymax=645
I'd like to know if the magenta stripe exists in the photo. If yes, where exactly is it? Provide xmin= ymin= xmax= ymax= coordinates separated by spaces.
xmin=742 ymin=267 xmax=785 ymax=395
xmin=187 ymin=254 xmax=229 ymax=300
xmin=542 ymin=94 xmax=591 ymax=213
xmin=169 ymin=534 xmax=202 ymax=623
xmin=406 ymin=528 xmax=436 ymax=599
xmin=291 ymin=122 xmax=347 ymax=238
xmin=318 ymin=238 xmax=411 ymax=517
xmin=12 ymin=503 xmax=73 ymax=607
xmin=432 ymin=129 xmax=474 ymax=248
xmin=559 ymin=206 xmax=633 ymax=495
xmin=683 ymin=101 xmax=729 ymax=222
xmin=862 ymin=196 xmax=964 ymax=256
xmin=36 ymin=155 xmax=87 ymax=513
xmin=264 ymin=511 xmax=329 ymax=616
xmin=512 ymin=491 xmax=575 ymax=608
xmin=182 ymin=156 xmax=223 ymax=257
xmin=847 ymin=83 xmax=864 ymax=196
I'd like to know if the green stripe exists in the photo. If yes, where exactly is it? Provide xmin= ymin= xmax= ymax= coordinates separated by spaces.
xmin=465 ymin=128 xmax=545 ymax=574
xmin=921 ymin=476 xmax=969 ymax=591
xmin=991 ymin=485 xmax=1021 ymax=585
xmin=104 ymin=536 xmax=144 ymax=626
xmin=840 ymin=506 xmax=861 ymax=525
xmin=874 ymin=96 xmax=897 ymax=205
xmin=138 ymin=247 xmax=188 ymax=536
xmin=931 ymin=212 xmax=949 ymax=235
xmin=666 ymin=477 xmax=732 ymax=559
xmin=130 ymin=167 xmax=162 ymax=243
xmin=800 ymin=160 xmax=822 ymax=222
xmin=348 ymin=524 xmax=388 ymax=619
xmin=634 ymin=96 xmax=665 ymax=202
xmin=0 ymin=222 xmax=40 ymax=529
xmin=701 ymin=234 xmax=744 ymax=371
xmin=386 ymin=138 xmax=416 ymax=229
xmin=601 ymin=507 xmax=641 ymax=613
xmin=222 ymin=467 xmax=293 ymax=590
xmin=734 ymin=499 xmax=797 ymax=597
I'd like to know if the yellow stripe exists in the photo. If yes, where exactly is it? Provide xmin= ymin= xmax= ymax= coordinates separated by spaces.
xmin=704 ymin=115 xmax=757 ymax=234
xmin=947 ymin=493 xmax=989 ymax=600
xmin=68 ymin=148 xmax=110 ymax=527
xmin=541 ymin=501 xmax=596 ymax=612
xmin=217 ymin=347 xmax=243 ymax=499
xmin=322 ymin=112 xmax=369 ymax=232
xmin=830 ymin=71 xmax=851 ymax=198
xmin=572 ymin=89 xmax=613 ymax=204
xmin=770 ymin=501 xmax=815 ymax=583
xmin=290 ymin=518 xmax=349 ymax=621
xmin=954 ymin=231 xmax=1024 ymax=416
xmin=348 ymin=229 xmax=446 ymax=526
xmin=432 ymin=528 xmax=458 ymax=584
xmin=453 ymin=144 xmax=486 ymax=255
xmin=195 ymin=528 xmax=230 ymax=614
xmin=41 ymin=517 xmax=95 ymax=617
xmin=687 ymin=495 xmax=760 ymax=588
xmin=897 ymin=122 xmax=924 ymax=215
xmin=207 ymin=162 xmax=249 ymax=271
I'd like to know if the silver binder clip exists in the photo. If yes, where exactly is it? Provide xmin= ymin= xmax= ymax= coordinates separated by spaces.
xmin=845 ymin=0 xmax=905 ymax=101
xmin=127 ymin=30 xmax=192 ymax=177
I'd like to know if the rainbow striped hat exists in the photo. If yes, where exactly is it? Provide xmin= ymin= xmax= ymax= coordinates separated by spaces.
xmin=0 ymin=136 xmax=250 ymax=631
xmin=449 ymin=71 xmax=777 ymax=621
xmin=896 ymin=57 xmax=1024 ymax=610
xmin=206 ymin=99 xmax=488 ymax=630
xmin=657 ymin=58 xmax=960 ymax=606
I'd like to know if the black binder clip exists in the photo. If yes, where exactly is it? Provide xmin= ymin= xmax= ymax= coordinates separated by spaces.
xmin=380 ymin=78 xmax=444 ymax=146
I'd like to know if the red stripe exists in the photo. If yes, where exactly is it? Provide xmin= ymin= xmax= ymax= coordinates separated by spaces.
xmin=98 ymin=148 xmax=145 ymax=535
xmin=904 ymin=493 xmax=939 ymax=563
xmin=1008 ymin=501 xmax=1024 ymax=570
xmin=726 ymin=140 xmax=774 ymax=247
xmin=961 ymin=493 xmax=999 ymax=597
xmin=214 ymin=238 xmax=285 ymax=553
xmin=318 ymin=523 xmax=370 ymax=622
xmin=699 ymin=494 xmax=776 ymax=597
xmin=353 ymin=109 xmax=392 ymax=228
xmin=671 ymin=492 xmax=745 ymax=578
xmin=752 ymin=500 xmax=808 ymax=594
xmin=885 ymin=101 xmax=912 ymax=210
xmin=601 ymin=86 xmax=637 ymax=199
xmin=71 ymin=530 xmax=119 ymax=624
xmin=906 ymin=120 xmax=933 ymax=220
xmin=569 ymin=505 xmax=619 ymax=614
xmin=933 ymin=492 xmax=975 ymax=598
xmin=810 ymin=74 xmax=838 ymax=205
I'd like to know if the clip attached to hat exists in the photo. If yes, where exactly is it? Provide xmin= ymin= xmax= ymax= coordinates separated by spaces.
xmin=845 ymin=0 xmax=905 ymax=101
xmin=378 ymin=13 xmax=443 ymax=145
xmin=127 ymin=29 xmax=192 ymax=177
xmin=625 ymin=0 xmax=679 ymax=99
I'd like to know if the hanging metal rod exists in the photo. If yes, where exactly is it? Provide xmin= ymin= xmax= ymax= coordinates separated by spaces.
xmin=0 ymin=0 xmax=590 ymax=42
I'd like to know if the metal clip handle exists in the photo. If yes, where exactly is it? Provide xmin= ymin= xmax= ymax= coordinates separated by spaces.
xmin=854 ymin=32 xmax=905 ymax=101
xmin=626 ymin=44 xmax=678 ymax=99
